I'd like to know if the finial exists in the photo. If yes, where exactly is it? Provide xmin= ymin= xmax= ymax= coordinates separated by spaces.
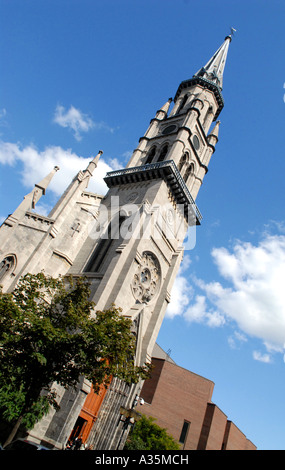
xmin=226 ymin=27 xmax=237 ymax=42
xmin=156 ymin=98 xmax=172 ymax=119
xmin=85 ymin=150 xmax=103 ymax=175
xmin=10 ymin=165 xmax=60 ymax=217
xmin=35 ymin=165 xmax=60 ymax=196
xmin=207 ymin=120 xmax=220 ymax=146
xmin=211 ymin=120 xmax=221 ymax=137
xmin=94 ymin=150 xmax=103 ymax=163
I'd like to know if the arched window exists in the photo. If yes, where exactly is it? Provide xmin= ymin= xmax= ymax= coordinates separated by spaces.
xmin=178 ymin=152 xmax=188 ymax=172
xmin=0 ymin=255 xmax=16 ymax=281
xmin=177 ymin=94 xmax=188 ymax=114
xmin=183 ymin=163 xmax=194 ymax=183
xmin=145 ymin=146 xmax=156 ymax=164
xmin=157 ymin=144 xmax=168 ymax=162
xmin=84 ymin=215 xmax=127 ymax=273
xmin=203 ymin=106 xmax=213 ymax=130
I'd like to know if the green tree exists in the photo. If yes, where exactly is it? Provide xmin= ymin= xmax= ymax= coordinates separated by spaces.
xmin=124 ymin=414 xmax=180 ymax=450
xmin=0 ymin=273 xmax=150 ymax=447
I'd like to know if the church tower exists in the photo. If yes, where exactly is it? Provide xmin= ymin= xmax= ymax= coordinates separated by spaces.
xmin=0 ymin=34 xmax=232 ymax=449
xmin=84 ymin=34 xmax=232 ymax=449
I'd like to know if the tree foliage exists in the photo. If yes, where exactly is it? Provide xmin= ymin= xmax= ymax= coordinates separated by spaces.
xmin=0 ymin=273 xmax=150 ymax=443
xmin=124 ymin=414 xmax=180 ymax=450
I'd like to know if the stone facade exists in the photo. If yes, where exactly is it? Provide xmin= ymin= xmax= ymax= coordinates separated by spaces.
xmin=0 ymin=35 xmax=234 ymax=449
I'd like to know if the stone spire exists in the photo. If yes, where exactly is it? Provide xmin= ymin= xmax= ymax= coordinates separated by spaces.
xmin=207 ymin=120 xmax=220 ymax=148
xmin=85 ymin=150 xmax=103 ymax=176
xmin=9 ymin=165 xmax=60 ymax=221
xmin=155 ymin=98 xmax=172 ymax=120
xmin=173 ymin=32 xmax=234 ymax=121
xmin=194 ymin=32 xmax=234 ymax=90
xmin=32 ymin=165 xmax=60 ymax=207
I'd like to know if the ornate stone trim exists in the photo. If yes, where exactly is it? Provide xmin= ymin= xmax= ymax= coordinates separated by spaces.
xmin=131 ymin=251 xmax=161 ymax=303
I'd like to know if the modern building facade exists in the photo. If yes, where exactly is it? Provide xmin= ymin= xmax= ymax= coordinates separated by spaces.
xmin=0 ymin=34 xmax=234 ymax=449
xmin=137 ymin=345 xmax=256 ymax=450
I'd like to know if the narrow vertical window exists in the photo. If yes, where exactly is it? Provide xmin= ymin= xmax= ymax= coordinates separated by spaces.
xmin=183 ymin=163 xmax=194 ymax=183
xmin=178 ymin=152 xmax=189 ymax=173
xmin=157 ymin=144 xmax=168 ymax=162
xmin=179 ymin=420 xmax=190 ymax=445
xmin=145 ymin=147 xmax=156 ymax=164
xmin=177 ymin=94 xmax=188 ymax=114
xmin=178 ymin=154 xmax=186 ymax=172
xmin=203 ymin=106 xmax=213 ymax=131
xmin=84 ymin=215 xmax=126 ymax=273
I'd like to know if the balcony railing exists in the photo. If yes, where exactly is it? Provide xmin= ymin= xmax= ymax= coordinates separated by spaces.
xmin=104 ymin=160 xmax=202 ymax=225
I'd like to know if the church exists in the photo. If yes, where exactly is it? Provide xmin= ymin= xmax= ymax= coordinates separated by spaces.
xmin=0 ymin=34 xmax=233 ymax=450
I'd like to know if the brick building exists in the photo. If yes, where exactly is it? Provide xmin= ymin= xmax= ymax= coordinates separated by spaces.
xmin=137 ymin=345 xmax=256 ymax=450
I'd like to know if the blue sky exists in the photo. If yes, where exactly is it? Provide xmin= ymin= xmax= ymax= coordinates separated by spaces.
xmin=1 ymin=0 xmax=285 ymax=450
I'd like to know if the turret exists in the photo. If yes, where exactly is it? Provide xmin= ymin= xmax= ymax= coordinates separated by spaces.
xmin=6 ymin=165 xmax=60 ymax=223
xmin=84 ymin=150 xmax=103 ymax=177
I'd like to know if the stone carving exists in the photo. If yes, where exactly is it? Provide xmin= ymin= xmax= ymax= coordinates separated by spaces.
xmin=131 ymin=251 xmax=161 ymax=303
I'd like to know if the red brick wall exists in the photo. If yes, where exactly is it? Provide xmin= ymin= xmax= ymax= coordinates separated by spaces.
xmin=140 ymin=358 xmax=164 ymax=404
xmin=245 ymin=439 xmax=257 ymax=450
xmin=139 ymin=358 xmax=214 ymax=450
xmin=138 ymin=357 xmax=256 ymax=450
xmin=197 ymin=403 xmax=227 ymax=450
xmin=222 ymin=421 xmax=247 ymax=450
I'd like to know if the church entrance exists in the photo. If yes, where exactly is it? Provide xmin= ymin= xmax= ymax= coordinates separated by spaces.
xmin=67 ymin=383 xmax=108 ymax=449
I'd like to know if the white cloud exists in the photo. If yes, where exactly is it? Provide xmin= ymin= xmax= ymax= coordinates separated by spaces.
xmin=175 ymin=293 xmax=224 ymax=327
xmin=166 ymin=257 xmax=224 ymax=327
xmin=0 ymin=140 xmax=116 ymax=198
xmin=180 ymin=254 xmax=192 ymax=272
xmin=253 ymin=351 xmax=272 ymax=363
xmin=166 ymin=232 xmax=285 ymax=361
xmin=165 ymin=255 xmax=194 ymax=319
xmin=53 ymin=105 xmax=95 ymax=141
xmin=53 ymin=105 xmax=115 ymax=141
xmin=228 ymin=331 xmax=248 ymax=349
xmin=204 ymin=235 xmax=285 ymax=350
xmin=166 ymin=274 xmax=193 ymax=319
